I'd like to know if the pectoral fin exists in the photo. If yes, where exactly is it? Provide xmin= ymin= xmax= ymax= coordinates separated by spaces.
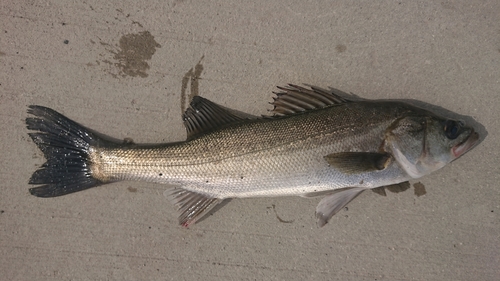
xmin=316 ymin=187 xmax=367 ymax=227
xmin=164 ymin=188 xmax=223 ymax=227
xmin=324 ymin=152 xmax=392 ymax=174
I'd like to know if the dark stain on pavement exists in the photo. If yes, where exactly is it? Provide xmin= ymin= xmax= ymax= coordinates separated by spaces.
xmin=268 ymin=204 xmax=294 ymax=224
xmin=386 ymin=181 xmax=411 ymax=193
xmin=112 ymin=31 xmax=161 ymax=78
xmin=180 ymin=56 xmax=204 ymax=113
xmin=413 ymin=182 xmax=426 ymax=197
xmin=335 ymin=44 xmax=347 ymax=53
xmin=372 ymin=181 xmax=411 ymax=196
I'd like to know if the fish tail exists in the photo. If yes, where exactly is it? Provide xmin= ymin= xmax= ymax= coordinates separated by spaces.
xmin=26 ymin=105 xmax=116 ymax=197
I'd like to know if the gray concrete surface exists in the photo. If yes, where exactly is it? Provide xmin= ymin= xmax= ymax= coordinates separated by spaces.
xmin=1 ymin=1 xmax=499 ymax=280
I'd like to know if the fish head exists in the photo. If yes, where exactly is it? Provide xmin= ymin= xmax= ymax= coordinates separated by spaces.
xmin=386 ymin=111 xmax=479 ymax=178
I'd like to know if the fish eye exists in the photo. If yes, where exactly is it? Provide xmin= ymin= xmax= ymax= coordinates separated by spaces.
xmin=444 ymin=120 xmax=460 ymax=139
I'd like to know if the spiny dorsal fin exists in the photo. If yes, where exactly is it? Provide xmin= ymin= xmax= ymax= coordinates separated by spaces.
xmin=183 ymin=96 xmax=245 ymax=140
xmin=164 ymin=187 xmax=223 ymax=227
xmin=270 ymin=84 xmax=351 ymax=116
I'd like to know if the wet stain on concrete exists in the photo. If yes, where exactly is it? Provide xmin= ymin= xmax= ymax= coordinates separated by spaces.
xmin=112 ymin=31 xmax=161 ymax=78
xmin=335 ymin=44 xmax=347 ymax=53
xmin=268 ymin=204 xmax=294 ymax=223
xmin=131 ymin=21 xmax=143 ymax=28
xmin=386 ymin=181 xmax=411 ymax=193
xmin=413 ymin=182 xmax=426 ymax=197
xmin=127 ymin=187 xmax=137 ymax=193
xmin=371 ymin=186 xmax=387 ymax=196
xmin=372 ymin=181 xmax=411 ymax=196
xmin=180 ymin=56 xmax=204 ymax=113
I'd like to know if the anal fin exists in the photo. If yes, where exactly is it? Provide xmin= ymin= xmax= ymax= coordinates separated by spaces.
xmin=164 ymin=188 xmax=223 ymax=227
xmin=316 ymin=187 xmax=366 ymax=227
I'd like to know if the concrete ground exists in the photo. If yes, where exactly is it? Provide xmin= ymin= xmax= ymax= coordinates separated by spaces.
xmin=1 ymin=1 xmax=499 ymax=280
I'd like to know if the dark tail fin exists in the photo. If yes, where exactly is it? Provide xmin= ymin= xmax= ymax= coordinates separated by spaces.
xmin=26 ymin=105 xmax=115 ymax=197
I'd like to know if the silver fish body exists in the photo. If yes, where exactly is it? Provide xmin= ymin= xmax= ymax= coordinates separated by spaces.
xmin=96 ymin=102 xmax=408 ymax=196
xmin=26 ymin=85 xmax=479 ymax=227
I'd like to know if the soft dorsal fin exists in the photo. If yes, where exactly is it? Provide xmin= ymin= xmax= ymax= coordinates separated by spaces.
xmin=183 ymin=96 xmax=245 ymax=139
xmin=270 ymin=84 xmax=351 ymax=116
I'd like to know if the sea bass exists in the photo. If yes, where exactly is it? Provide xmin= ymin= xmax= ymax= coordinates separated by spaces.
xmin=26 ymin=85 xmax=479 ymax=227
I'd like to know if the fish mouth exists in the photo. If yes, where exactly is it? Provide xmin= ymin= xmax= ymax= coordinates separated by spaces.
xmin=452 ymin=130 xmax=479 ymax=158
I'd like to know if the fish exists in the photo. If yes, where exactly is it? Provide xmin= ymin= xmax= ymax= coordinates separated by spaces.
xmin=26 ymin=84 xmax=480 ymax=227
